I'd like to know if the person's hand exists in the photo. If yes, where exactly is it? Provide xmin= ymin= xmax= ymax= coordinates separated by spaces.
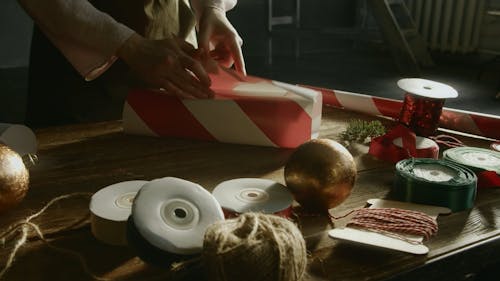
xmin=198 ymin=7 xmax=246 ymax=75
xmin=117 ymin=33 xmax=214 ymax=99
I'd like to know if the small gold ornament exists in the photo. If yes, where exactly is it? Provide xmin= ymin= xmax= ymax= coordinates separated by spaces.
xmin=285 ymin=139 xmax=356 ymax=212
xmin=0 ymin=144 xmax=29 ymax=214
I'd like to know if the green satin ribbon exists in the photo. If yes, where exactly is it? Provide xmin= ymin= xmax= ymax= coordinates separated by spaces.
xmin=392 ymin=158 xmax=477 ymax=212
xmin=443 ymin=147 xmax=500 ymax=174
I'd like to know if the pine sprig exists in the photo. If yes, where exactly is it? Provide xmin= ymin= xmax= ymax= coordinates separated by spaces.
xmin=340 ymin=119 xmax=386 ymax=144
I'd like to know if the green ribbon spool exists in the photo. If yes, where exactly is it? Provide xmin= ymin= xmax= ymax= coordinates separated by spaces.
xmin=443 ymin=147 xmax=500 ymax=174
xmin=393 ymin=158 xmax=477 ymax=212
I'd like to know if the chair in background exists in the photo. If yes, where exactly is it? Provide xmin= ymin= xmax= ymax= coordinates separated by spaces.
xmin=367 ymin=0 xmax=434 ymax=76
xmin=267 ymin=0 xmax=301 ymax=32
xmin=266 ymin=0 xmax=301 ymax=64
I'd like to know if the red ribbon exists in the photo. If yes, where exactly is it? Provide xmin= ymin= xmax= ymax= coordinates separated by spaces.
xmin=369 ymin=125 xmax=439 ymax=163
xmin=477 ymin=171 xmax=500 ymax=189
xmin=399 ymin=93 xmax=445 ymax=137
xmin=491 ymin=142 xmax=500 ymax=152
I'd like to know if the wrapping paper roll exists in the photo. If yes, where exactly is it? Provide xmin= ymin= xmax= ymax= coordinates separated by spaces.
xmin=369 ymin=125 xmax=439 ymax=163
xmin=0 ymin=123 xmax=37 ymax=156
xmin=392 ymin=158 xmax=477 ymax=212
xmin=304 ymin=85 xmax=500 ymax=140
xmin=212 ymin=178 xmax=294 ymax=218
xmin=443 ymin=147 xmax=500 ymax=188
xmin=123 ymin=67 xmax=322 ymax=148
xmin=89 ymin=180 xmax=147 ymax=246
xmin=130 ymin=177 xmax=224 ymax=264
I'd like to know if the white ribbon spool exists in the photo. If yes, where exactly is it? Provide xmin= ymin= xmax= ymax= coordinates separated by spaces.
xmin=132 ymin=177 xmax=224 ymax=255
xmin=392 ymin=136 xmax=438 ymax=151
xmin=0 ymin=123 xmax=37 ymax=156
xmin=90 ymin=180 xmax=147 ymax=246
xmin=212 ymin=178 xmax=294 ymax=216
xmin=397 ymin=78 xmax=458 ymax=99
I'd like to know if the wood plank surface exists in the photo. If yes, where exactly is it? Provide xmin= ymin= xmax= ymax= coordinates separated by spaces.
xmin=1 ymin=107 xmax=499 ymax=281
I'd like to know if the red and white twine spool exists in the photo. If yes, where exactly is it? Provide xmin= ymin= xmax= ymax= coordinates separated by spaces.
xmin=333 ymin=207 xmax=438 ymax=241
xmin=346 ymin=208 xmax=438 ymax=240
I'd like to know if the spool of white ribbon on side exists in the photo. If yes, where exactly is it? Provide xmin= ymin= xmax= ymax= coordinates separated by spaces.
xmin=90 ymin=180 xmax=147 ymax=246
xmin=0 ymin=123 xmax=37 ymax=156
xmin=131 ymin=177 xmax=224 ymax=261
xmin=212 ymin=178 xmax=294 ymax=218
xmin=393 ymin=136 xmax=439 ymax=159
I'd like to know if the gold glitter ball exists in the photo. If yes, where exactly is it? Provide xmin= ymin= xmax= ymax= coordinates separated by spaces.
xmin=0 ymin=144 xmax=29 ymax=214
xmin=285 ymin=139 xmax=356 ymax=212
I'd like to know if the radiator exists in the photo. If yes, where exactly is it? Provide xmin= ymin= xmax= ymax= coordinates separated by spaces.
xmin=405 ymin=0 xmax=486 ymax=53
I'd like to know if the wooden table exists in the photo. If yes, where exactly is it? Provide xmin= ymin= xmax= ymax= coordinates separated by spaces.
xmin=1 ymin=107 xmax=499 ymax=281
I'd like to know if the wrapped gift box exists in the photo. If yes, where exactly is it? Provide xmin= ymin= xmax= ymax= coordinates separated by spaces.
xmin=122 ymin=67 xmax=322 ymax=148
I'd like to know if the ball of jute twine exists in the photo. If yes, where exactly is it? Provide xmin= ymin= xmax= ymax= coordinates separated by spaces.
xmin=202 ymin=212 xmax=307 ymax=281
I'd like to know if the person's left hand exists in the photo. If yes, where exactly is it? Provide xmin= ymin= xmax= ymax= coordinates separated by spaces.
xmin=198 ymin=7 xmax=246 ymax=75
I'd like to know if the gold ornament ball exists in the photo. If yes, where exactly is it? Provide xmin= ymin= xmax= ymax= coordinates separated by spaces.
xmin=0 ymin=144 xmax=29 ymax=214
xmin=284 ymin=139 xmax=356 ymax=212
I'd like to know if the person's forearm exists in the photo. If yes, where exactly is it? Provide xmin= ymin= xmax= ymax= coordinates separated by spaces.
xmin=18 ymin=0 xmax=133 ymax=55
xmin=191 ymin=0 xmax=237 ymax=16
xmin=18 ymin=0 xmax=134 ymax=79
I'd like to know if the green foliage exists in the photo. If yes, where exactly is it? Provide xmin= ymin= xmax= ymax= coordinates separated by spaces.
xmin=340 ymin=119 xmax=386 ymax=144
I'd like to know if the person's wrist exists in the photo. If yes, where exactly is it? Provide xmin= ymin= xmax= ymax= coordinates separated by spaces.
xmin=204 ymin=0 xmax=226 ymax=12
xmin=117 ymin=33 xmax=143 ymax=64
xmin=204 ymin=5 xmax=225 ymax=15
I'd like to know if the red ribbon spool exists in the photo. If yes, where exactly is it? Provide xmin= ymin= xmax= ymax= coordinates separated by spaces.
xmin=397 ymin=79 xmax=458 ymax=136
xmin=369 ymin=125 xmax=439 ymax=163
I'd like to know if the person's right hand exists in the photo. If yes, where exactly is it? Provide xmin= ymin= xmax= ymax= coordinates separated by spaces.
xmin=117 ymin=33 xmax=214 ymax=99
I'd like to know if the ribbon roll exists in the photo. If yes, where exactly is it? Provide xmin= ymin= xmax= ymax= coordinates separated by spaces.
xmin=128 ymin=177 xmax=224 ymax=266
xmin=0 ymin=123 xmax=37 ymax=156
xmin=369 ymin=125 xmax=439 ymax=163
xmin=392 ymin=158 xmax=477 ymax=212
xmin=397 ymin=79 xmax=458 ymax=137
xmin=89 ymin=180 xmax=147 ymax=246
xmin=443 ymin=147 xmax=500 ymax=188
xmin=212 ymin=178 xmax=294 ymax=218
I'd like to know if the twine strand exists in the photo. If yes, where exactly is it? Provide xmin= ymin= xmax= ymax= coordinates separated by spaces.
xmin=0 ymin=192 xmax=109 ymax=281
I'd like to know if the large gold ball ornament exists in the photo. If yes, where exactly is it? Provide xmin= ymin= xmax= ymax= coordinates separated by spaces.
xmin=284 ymin=139 xmax=356 ymax=212
xmin=0 ymin=144 xmax=29 ymax=214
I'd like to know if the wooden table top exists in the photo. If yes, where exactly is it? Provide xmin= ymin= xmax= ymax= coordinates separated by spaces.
xmin=1 ymin=107 xmax=499 ymax=281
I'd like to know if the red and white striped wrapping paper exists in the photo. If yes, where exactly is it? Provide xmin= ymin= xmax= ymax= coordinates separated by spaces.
xmin=123 ymin=68 xmax=322 ymax=148
xmin=305 ymin=85 xmax=500 ymax=140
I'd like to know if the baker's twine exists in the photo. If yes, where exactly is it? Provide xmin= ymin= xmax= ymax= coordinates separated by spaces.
xmin=332 ymin=207 xmax=438 ymax=244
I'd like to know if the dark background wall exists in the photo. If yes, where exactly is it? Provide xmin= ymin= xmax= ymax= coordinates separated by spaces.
xmin=0 ymin=0 xmax=32 ymax=68
xmin=0 ymin=0 xmax=32 ymax=123
xmin=0 ymin=0 xmax=498 ymax=124
xmin=0 ymin=0 xmax=357 ymax=123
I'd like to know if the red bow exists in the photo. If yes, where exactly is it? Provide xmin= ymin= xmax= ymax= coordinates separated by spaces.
xmin=369 ymin=125 xmax=439 ymax=163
